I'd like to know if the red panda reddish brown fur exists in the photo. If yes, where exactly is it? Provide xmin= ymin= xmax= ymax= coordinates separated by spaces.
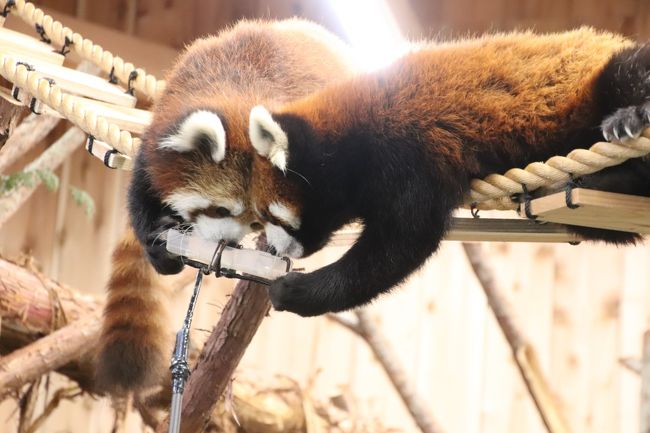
xmin=246 ymin=28 xmax=650 ymax=316
xmin=97 ymin=19 xmax=357 ymax=393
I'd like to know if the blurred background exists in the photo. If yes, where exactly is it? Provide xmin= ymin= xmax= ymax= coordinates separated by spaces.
xmin=0 ymin=0 xmax=649 ymax=432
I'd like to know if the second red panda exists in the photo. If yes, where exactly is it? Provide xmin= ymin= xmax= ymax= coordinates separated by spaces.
xmin=245 ymin=28 xmax=650 ymax=316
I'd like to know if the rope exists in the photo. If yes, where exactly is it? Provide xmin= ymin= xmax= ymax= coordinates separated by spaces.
xmin=467 ymin=130 xmax=650 ymax=210
xmin=0 ymin=56 xmax=140 ymax=156
xmin=1 ymin=0 xmax=166 ymax=100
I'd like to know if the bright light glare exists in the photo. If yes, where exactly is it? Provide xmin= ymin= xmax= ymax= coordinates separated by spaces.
xmin=329 ymin=0 xmax=409 ymax=71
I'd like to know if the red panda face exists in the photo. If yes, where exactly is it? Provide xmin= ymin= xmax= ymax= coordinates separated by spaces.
xmin=143 ymin=109 xmax=261 ymax=244
xmin=248 ymin=105 xmax=324 ymax=258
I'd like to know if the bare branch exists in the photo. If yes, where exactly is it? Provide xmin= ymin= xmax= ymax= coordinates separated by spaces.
xmin=462 ymin=242 xmax=572 ymax=433
xmin=0 ymin=114 xmax=61 ymax=174
xmin=354 ymin=309 xmax=444 ymax=433
xmin=326 ymin=313 xmax=361 ymax=334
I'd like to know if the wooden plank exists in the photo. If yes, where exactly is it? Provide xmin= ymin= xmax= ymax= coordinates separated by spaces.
xmin=74 ymin=96 xmax=151 ymax=133
xmin=0 ymin=27 xmax=65 ymax=65
xmin=84 ymin=137 xmax=133 ymax=170
xmin=27 ymin=61 xmax=136 ymax=107
xmin=522 ymin=188 xmax=650 ymax=234
xmin=329 ymin=218 xmax=581 ymax=245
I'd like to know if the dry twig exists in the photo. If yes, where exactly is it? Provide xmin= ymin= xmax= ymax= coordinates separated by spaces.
xmin=462 ymin=242 xmax=571 ymax=433
xmin=328 ymin=311 xmax=444 ymax=433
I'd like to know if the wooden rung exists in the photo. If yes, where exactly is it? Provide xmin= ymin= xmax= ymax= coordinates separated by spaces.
xmin=328 ymin=218 xmax=582 ymax=245
xmin=0 ymin=87 xmax=22 ymax=106
xmin=521 ymin=188 xmax=650 ymax=234
xmin=0 ymin=27 xmax=65 ymax=65
xmin=73 ymin=96 xmax=151 ymax=133
xmin=27 ymin=61 xmax=137 ymax=107
xmin=85 ymin=137 xmax=133 ymax=170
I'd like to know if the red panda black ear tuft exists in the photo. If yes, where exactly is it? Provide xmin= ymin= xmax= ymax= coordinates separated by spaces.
xmin=249 ymin=105 xmax=288 ymax=172
xmin=159 ymin=110 xmax=226 ymax=163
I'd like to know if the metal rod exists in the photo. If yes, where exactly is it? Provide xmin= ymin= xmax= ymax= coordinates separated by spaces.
xmin=168 ymin=269 xmax=204 ymax=433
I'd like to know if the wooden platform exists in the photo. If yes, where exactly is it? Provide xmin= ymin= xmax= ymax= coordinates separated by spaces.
xmin=329 ymin=217 xmax=582 ymax=245
xmin=521 ymin=188 xmax=650 ymax=234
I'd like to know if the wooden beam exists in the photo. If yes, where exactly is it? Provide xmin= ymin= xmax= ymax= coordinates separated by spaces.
xmin=521 ymin=188 xmax=650 ymax=234
xmin=329 ymin=217 xmax=581 ymax=245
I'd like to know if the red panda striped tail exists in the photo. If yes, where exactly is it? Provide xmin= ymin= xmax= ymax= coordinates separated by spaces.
xmin=95 ymin=229 xmax=171 ymax=394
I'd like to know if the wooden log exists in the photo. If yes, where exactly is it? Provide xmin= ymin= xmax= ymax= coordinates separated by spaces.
xmin=0 ymin=313 xmax=101 ymax=397
xmin=0 ymin=126 xmax=85 ymax=227
xmin=156 ymin=278 xmax=272 ymax=433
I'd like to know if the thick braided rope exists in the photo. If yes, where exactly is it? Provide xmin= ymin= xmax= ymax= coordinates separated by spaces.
xmin=467 ymin=129 xmax=650 ymax=210
xmin=1 ymin=56 xmax=140 ymax=156
xmin=2 ymin=0 xmax=166 ymax=100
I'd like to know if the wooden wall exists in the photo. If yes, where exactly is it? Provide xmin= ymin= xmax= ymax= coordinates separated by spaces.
xmin=0 ymin=0 xmax=649 ymax=432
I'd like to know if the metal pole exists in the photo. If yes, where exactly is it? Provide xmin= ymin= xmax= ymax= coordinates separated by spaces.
xmin=168 ymin=269 xmax=204 ymax=433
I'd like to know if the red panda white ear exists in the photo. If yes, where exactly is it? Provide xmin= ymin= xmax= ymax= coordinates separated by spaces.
xmin=249 ymin=105 xmax=288 ymax=172
xmin=159 ymin=110 xmax=226 ymax=163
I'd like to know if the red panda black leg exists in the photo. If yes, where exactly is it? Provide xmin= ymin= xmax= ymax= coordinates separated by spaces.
xmin=268 ymin=206 xmax=450 ymax=316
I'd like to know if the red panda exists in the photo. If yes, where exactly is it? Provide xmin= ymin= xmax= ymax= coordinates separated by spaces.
xmin=245 ymin=28 xmax=650 ymax=316
xmin=96 ymin=19 xmax=357 ymax=393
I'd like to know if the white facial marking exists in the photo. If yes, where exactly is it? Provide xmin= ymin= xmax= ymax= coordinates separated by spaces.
xmin=268 ymin=201 xmax=301 ymax=230
xmin=264 ymin=223 xmax=304 ymax=258
xmin=195 ymin=215 xmax=249 ymax=243
xmin=159 ymin=110 xmax=227 ymax=163
xmin=165 ymin=191 xmax=211 ymax=220
xmin=249 ymin=105 xmax=288 ymax=171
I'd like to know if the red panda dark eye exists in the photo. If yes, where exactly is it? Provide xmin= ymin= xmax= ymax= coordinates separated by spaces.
xmin=204 ymin=206 xmax=231 ymax=218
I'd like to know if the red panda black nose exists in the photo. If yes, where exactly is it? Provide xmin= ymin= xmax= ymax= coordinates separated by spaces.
xmin=250 ymin=222 xmax=263 ymax=231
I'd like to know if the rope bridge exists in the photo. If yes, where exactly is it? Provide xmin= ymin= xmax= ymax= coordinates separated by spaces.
xmin=1 ymin=0 xmax=649 ymax=238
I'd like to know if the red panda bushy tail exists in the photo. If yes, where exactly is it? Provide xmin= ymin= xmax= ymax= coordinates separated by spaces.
xmin=95 ymin=228 xmax=171 ymax=394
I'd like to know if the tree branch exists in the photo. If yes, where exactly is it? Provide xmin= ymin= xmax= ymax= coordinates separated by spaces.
xmin=156 ymin=278 xmax=271 ymax=433
xmin=353 ymin=309 xmax=444 ymax=433
xmin=0 ymin=313 xmax=101 ymax=397
xmin=0 ymin=113 xmax=61 ymax=174
xmin=462 ymin=242 xmax=571 ymax=433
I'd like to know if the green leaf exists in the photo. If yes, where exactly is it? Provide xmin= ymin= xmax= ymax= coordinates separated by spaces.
xmin=69 ymin=186 xmax=95 ymax=219
xmin=34 ymin=169 xmax=60 ymax=191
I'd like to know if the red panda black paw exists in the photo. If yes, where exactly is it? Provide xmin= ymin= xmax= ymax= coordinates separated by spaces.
xmin=601 ymin=103 xmax=650 ymax=141
xmin=268 ymin=272 xmax=334 ymax=317
xmin=144 ymin=215 xmax=185 ymax=275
